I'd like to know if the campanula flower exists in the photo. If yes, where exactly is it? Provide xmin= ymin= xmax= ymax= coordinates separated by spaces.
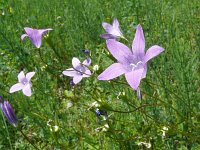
xmin=9 ymin=71 xmax=35 ymax=96
xmin=101 ymin=18 xmax=124 ymax=39
xmin=96 ymin=108 xmax=107 ymax=117
xmin=62 ymin=57 xmax=92 ymax=85
xmin=98 ymin=24 xmax=164 ymax=90
xmin=70 ymin=80 xmax=75 ymax=87
xmin=80 ymin=49 xmax=90 ymax=55
xmin=21 ymin=27 xmax=52 ymax=48
xmin=0 ymin=100 xmax=18 ymax=127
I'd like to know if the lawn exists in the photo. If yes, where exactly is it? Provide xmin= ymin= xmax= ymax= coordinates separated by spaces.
xmin=0 ymin=0 xmax=199 ymax=149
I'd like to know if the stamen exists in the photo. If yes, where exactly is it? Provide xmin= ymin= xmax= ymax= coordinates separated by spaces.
xmin=130 ymin=61 xmax=143 ymax=71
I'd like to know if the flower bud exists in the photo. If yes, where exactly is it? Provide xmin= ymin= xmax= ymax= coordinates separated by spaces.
xmin=0 ymin=101 xmax=18 ymax=127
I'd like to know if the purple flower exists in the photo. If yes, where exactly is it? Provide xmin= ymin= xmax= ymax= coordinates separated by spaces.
xmin=62 ymin=57 xmax=92 ymax=85
xmin=101 ymin=18 xmax=124 ymax=39
xmin=21 ymin=27 xmax=53 ymax=48
xmin=9 ymin=71 xmax=35 ymax=96
xmin=98 ymin=24 xmax=164 ymax=90
xmin=96 ymin=108 xmax=108 ymax=118
xmin=0 ymin=101 xmax=18 ymax=127
xmin=80 ymin=49 xmax=90 ymax=55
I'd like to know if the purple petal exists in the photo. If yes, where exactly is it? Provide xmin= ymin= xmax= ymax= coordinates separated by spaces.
xmin=144 ymin=45 xmax=164 ymax=63
xmin=106 ymin=39 xmax=132 ymax=64
xmin=22 ymin=84 xmax=32 ymax=96
xmin=18 ymin=71 xmax=25 ymax=82
xmin=132 ymin=24 xmax=145 ymax=57
xmin=98 ymin=63 xmax=127 ymax=80
xmin=24 ymin=27 xmax=42 ymax=48
xmin=9 ymin=83 xmax=24 ymax=93
xmin=38 ymin=28 xmax=53 ymax=36
xmin=82 ymin=69 xmax=91 ymax=77
xmin=26 ymin=72 xmax=35 ymax=81
xmin=73 ymin=76 xmax=83 ymax=84
xmin=102 ymin=22 xmax=113 ymax=33
xmin=83 ymin=58 xmax=91 ymax=66
xmin=72 ymin=57 xmax=81 ymax=68
xmin=101 ymin=34 xmax=117 ymax=39
xmin=142 ymin=64 xmax=147 ymax=78
xmin=1 ymin=101 xmax=18 ymax=127
xmin=125 ymin=68 xmax=144 ymax=90
xmin=112 ymin=18 xmax=119 ymax=29
xmin=63 ymin=68 xmax=77 ymax=77
xmin=21 ymin=34 xmax=28 ymax=41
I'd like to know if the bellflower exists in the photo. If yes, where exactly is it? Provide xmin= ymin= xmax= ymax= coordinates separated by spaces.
xmin=21 ymin=27 xmax=52 ymax=48
xmin=0 ymin=100 xmax=18 ymax=127
xmin=9 ymin=71 xmax=35 ymax=96
xmin=98 ymin=24 xmax=164 ymax=90
xmin=62 ymin=57 xmax=92 ymax=85
xmin=101 ymin=18 xmax=124 ymax=39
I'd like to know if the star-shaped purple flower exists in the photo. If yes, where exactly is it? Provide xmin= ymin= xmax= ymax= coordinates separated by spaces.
xmin=9 ymin=71 xmax=35 ymax=96
xmin=62 ymin=57 xmax=92 ymax=85
xmin=21 ymin=27 xmax=52 ymax=48
xmin=101 ymin=18 xmax=124 ymax=39
xmin=98 ymin=24 xmax=164 ymax=90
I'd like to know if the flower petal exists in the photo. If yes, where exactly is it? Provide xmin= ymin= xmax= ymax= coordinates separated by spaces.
xmin=132 ymin=24 xmax=145 ymax=57
xmin=82 ymin=69 xmax=91 ymax=77
xmin=83 ymin=58 xmax=91 ymax=66
xmin=73 ymin=76 xmax=83 ymax=84
xmin=18 ymin=71 xmax=25 ymax=82
xmin=9 ymin=83 xmax=24 ymax=93
xmin=22 ymin=84 xmax=32 ymax=97
xmin=101 ymin=34 xmax=117 ymax=39
xmin=21 ymin=34 xmax=28 ymax=41
xmin=26 ymin=72 xmax=35 ymax=81
xmin=125 ymin=68 xmax=144 ymax=90
xmin=38 ymin=28 xmax=53 ymax=36
xmin=144 ymin=45 xmax=164 ymax=63
xmin=112 ymin=18 xmax=119 ymax=29
xmin=102 ymin=22 xmax=113 ymax=33
xmin=106 ymin=39 xmax=132 ymax=64
xmin=72 ymin=57 xmax=81 ymax=68
xmin=142 ymin=64 xmax=147 ymax=78
xmin=98 ymin=63 xmax=127 ymax=80
xmin=63 ymin=68 xmax=77 ymax=77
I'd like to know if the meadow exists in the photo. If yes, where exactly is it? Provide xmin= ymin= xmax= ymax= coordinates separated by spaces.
xmin=0 ymin=0 xmax=199 ymax=149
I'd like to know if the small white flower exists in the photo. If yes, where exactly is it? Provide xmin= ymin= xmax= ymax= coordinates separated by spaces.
xmin=67 ymin=101 xmax=73 ymax=109
xmin=102 ymin=124 xmax=109 ymax=132
xmin=161 ymin=126 xmax=168 ymax=138
xmin=93 ymin=65 xmax=99 ymax=71
xmin=138 ymin=141 xmax=151 ymax=148
xmin=50 ymin=125 xmax=59 ymax=132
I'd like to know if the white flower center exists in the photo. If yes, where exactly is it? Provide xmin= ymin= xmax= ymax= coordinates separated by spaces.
xmin=130 ymin=61 xmax=143 ymax=71
xmin=21 ymin=78 xmax=32 ymax=86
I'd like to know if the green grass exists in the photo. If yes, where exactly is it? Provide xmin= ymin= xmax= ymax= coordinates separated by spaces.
xmin=0 ymin=0 xmax=199 ymax=149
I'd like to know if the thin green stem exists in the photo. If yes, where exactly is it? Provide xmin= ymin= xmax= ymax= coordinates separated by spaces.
xmin=1 ymin=110 xmax=13 ymax=150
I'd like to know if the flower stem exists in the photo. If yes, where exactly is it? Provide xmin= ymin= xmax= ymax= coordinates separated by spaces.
xmin=1 ymin=110 xmax=13 ymax=150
